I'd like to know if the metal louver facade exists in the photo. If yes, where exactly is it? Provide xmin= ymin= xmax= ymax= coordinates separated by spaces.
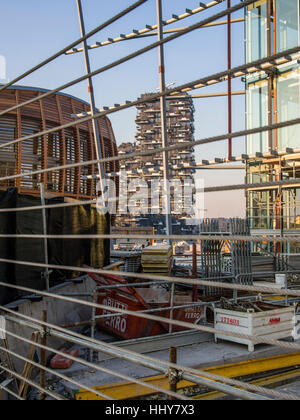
xmin=0 ymin=86 xmax=119 ymax=199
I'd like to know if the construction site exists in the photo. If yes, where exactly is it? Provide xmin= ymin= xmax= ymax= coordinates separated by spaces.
xmin=1 ymin=0 xmax=300 ymax=403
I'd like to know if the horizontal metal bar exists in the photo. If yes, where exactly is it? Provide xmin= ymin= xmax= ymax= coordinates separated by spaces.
xmin=0 ymin=176 xmax=298 ymax=215
xmin=0 ymin=340 xmax=114 ymax=400
xmin=66 ymin=3 xmax=240 ymax=55
xmin=0 ymin=198 xmax=98 ymax=214
xmin=94 ymin=302 xmax=209 ymax=320
xmin=0 ymin=0 xmax=259 ymax=121
xmin=2 ymin=310 xmax=291 ymax=400
xmin=0 ymin=364 xmax=66 ymax=400
xmin=0 ymin=384 xmax=24 ymax=401
xmin=1 ymin=274 xmax=300 ymax=348
xmin=1 ymin=303 xmax=297 ymax=400
xmin=1 ymin=313 xmax=268 ymax=400
xmin=192 ymin=90 xmax=245 ymax=98
xmin=0 ymin=0 xmax=148 ymax=94
xmin=94 ymin=294 xmax=279 ymax=320
xmin=0 ymin=97 xmax=299 ymax=186
xmin=96 ymin=281 xmax=169 ymax=290
xmin=0 ymin=231 xmax=299 ymax=244
xmin=200 ymin=178 xmax=300 ymax=193
xmin=1 ymin=317 xmax=189 ymax=400
xmin=0 ymin=259 xmax=295 ymax=286
xmin=46 ymin=331 xmax=268 ymax=400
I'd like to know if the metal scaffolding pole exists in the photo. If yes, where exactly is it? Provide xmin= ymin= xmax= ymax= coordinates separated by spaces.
xmin=76 ymin=0 xmax=106 ymax=202
xmin=267 ymin=0 xmax=273 ymax=152
xmin=156 ymin=0 xmax=174 ymax=335
xmin=40 ymin=183 xmax=50 ymax=291
xmin=156 ymin=0 xmax=172 ymax=240
xmin=227 ymin=0 xmax=232 ymax=161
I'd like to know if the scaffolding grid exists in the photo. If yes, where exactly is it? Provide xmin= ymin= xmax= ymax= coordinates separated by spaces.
xmin=0 ymin=0 xmax=300 ymax=402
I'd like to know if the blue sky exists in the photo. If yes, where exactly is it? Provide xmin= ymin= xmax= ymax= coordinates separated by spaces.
xmin=0 ymin=0 xmax=247 ymax=217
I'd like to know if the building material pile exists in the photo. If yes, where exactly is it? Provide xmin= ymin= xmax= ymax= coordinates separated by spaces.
xmin=200 ymin=220 xmax=225 ymax=296
xmin=110 ymin=250 xmax=142 ymax=273
xmin=252 ymin=255 xmax=275 ymax=279
xmin=229 ymin=218 xmax=253 ymax=285
xmin=141 ymin=245 xmax=173 ymax=276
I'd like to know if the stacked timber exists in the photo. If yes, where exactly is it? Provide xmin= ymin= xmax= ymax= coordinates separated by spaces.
xmin=142 ymin=245 xmax=173 ymax=276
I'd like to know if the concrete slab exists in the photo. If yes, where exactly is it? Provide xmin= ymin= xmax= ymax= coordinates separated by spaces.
xmin=57 ymin=333 xmax=300 ymax=393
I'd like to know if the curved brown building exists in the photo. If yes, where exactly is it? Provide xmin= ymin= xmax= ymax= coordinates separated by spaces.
xmin=0 ymin=86 xmax=119 ymax=199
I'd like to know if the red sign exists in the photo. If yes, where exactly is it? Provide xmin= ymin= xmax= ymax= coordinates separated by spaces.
xmin=269 ymin=318 xmax=281 ymax=324
xmin=220 ymin=317 xmax=240 ymax=326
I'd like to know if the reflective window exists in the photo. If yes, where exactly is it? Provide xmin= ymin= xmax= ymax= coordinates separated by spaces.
xmin=246 ymin=1 xmax=268 ymax=62
xmin=277 ymin=69 xmax=300 ymax=149
xmin=276 ymin=0 xmax=299 ymax=52
xmin=246 ymin=80 xmax=269 ymax=154
xmin=246 ymin=0 xmax=299 ymax=60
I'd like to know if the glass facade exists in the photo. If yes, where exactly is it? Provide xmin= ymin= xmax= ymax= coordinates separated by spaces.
xmin=246 ymin=69 xmax=300 ymax=153
xmin=246 ymin=1 xmax=268 ymax=62
xmin=246 ymin=79 xmax=269 ymax=154
xmin=247 ymin=163 xmax=300 ymax=230
xmin=246 ymin=0 xmax=299 ymax=62
xmin=276 ymin=0 xmax=299 ymax=53
xmin=245 ymin=0 xmax=300 ymax=251
xmin=277 ymin=69 xmax=300 ymax=149
xmin=246 ymin=0 xmax=300 ymax=155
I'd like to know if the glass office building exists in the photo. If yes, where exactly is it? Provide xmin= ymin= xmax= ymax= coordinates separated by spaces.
xmin=245 ymin=0 xmax=300 ymax=252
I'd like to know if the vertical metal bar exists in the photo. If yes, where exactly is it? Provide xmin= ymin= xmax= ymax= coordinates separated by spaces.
xmin=273 ymin=1 xmax=282 ymax=253
xmin=40 ymin=310 xmax=47 ymax=400
xmin=156 ymin=0 xmax=174 ymax=333
xmin=168 ymin=347 xmax=178 ymax=400
xmin=40 ymin=183 xmax=50 ymax=291
xmin=192 ymin=243 xmax=198 ymax=302
xmin=273 ymin=0 xmax=278 ymax=151
xmin=267 ymin=0 xmax=273 ymax=151
xmin=90 ymin=289 xmax=97 ymax=362
xmin=228 ymin=0 xmax=232 ymax=161
xmin=156 ymin=0 xmax=172 ymax=240
xmin=285 ymin=269 xmax=288 ymax=306
xmin=76 ymin=0 xmax=106 ymax=203
xmin=169 ymin=283 xmax=175 ymax=334
xmin=15 ymin=91 xmax=22 ymax=192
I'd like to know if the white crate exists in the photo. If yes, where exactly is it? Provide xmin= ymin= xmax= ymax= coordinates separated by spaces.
xmin=214 ymin=305 xmax=295 ymax=352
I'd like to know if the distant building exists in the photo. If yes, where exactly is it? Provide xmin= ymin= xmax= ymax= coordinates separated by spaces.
xmin=117 ymin=93 xmax=196 ymax=229
xmin=134 ymin=93 xmax=196 ymax=187
xmin=245 ymin=0 xmax=300 ymax=253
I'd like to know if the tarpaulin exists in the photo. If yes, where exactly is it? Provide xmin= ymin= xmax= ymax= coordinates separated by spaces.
xmin=0 ymin=189 xmax=17 ymax=304
xmin=0 ymin=189 xmax=110 ymax=303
